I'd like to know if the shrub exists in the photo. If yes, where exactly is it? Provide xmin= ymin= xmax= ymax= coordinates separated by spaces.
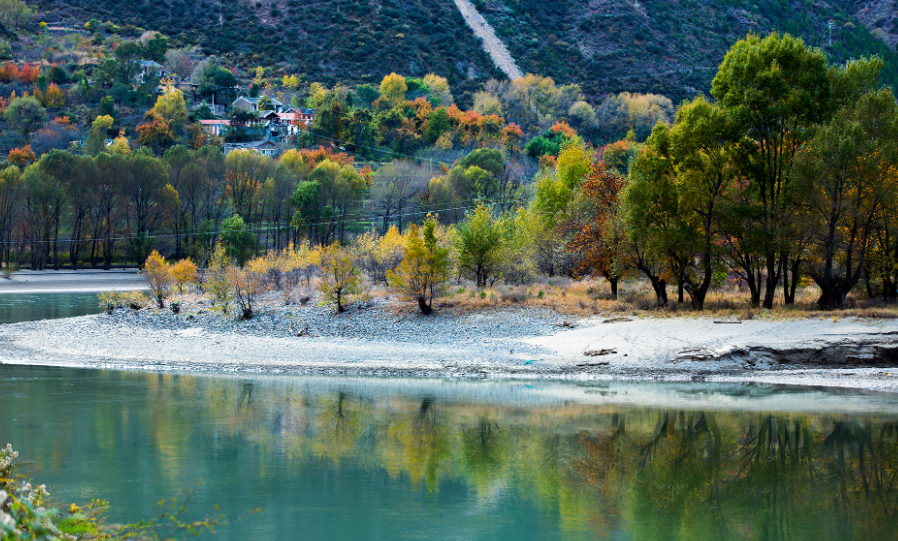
xmin=97 ymin=291 xmax=149 ymax=312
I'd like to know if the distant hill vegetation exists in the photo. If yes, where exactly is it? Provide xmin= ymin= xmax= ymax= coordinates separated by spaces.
xmin=32 ymin=0 xmax=898 ymax=103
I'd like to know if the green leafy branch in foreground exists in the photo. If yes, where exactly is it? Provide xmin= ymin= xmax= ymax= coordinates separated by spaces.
xmin=0 ymin=444 xmax=260 ymax=540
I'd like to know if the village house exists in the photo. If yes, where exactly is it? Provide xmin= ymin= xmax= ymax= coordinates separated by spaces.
xmin=198 ymin=119 xmax=230 ymax=138
xmin=231 ymin=96 xmax=284 ymax=113
xmin=258 ymin=109 xmax=316 ymax=140
xmin=137 ymin=60 xmax=167 ymax=82
xmin=222 ymin=140 xmax=280 ymax=157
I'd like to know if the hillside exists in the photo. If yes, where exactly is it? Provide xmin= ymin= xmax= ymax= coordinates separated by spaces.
xmin=482 ymin=0 xmax=898 ymax=101
xmin=29 ymin=0 xmax=898 ymax=103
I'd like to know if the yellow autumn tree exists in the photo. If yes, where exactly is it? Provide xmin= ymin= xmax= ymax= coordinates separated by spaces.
xmin=380 ymin=73 xmax=407 ymax=104
xmin=170 ymin=258 xmax=198 ymax=293
xmin=142 ymin=250 xmax=173 ymax=307
xmin=317 ymin=242 xmax=363 ymax=313
xmin=388 ymin=218 xmax=450 ymax=314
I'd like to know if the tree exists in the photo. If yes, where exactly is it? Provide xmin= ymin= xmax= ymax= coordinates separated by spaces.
xmin=567 ymin=160 xmax=628 ymax=298
xmin=164 ymin=46 xmax=198 ymax=80
xmin=456 ymin=204 xmax=504 ymax=288
xmin=666 ymin=96 xmax=738 ymax=310
xmin=0 ymin=0 xmax=32 ymax=30
xmin=23 ymin=165 xmax=65 ymax=270
xmin=388 ymin=218 xmax=451 ymax=314
xmin=114 ymin=41 xmax=144 ymax=83
xmin=109 ymin=130 xmax=131 ymax=154
xmin=220 ymin=214 xmax=256 ymax=265
xmin=369 ymin=160 xmax=429 ymax=233
xmin=192 ymin=57 xmax=237 ymax=97
xmin=142 ymin=250 xmax=173 ymax=307
xmin=144 ymin=33 xmax=168 ymax=64
xmin=4 ymin=96 xmax=47 ymax=136
xmin=798 ymin=88 xmax=898 ymax=308
xmin=154 ymin=90 xmax=188 ymax=134
xmin=380 ymin=73 xmax=408 ymax=104
xmin=0 ymin=165 xmax=22 ymax=269
xmin=423 ymin=73 xmax=453 ymax=106
xmin=6 ymin=145 xmax=35 ymax=168
xmin=711 ymin=32 xmax=832 ymax=308
xmin=136 ymin=111 xmax=175 ymax=150
xmin=318 ymin=242 xmax=363 ymax=313
xmin=84 ymin=115 xmax=114 ymax=156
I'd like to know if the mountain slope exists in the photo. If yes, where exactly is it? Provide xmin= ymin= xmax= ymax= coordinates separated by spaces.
xmin=483 ymin=0 xmax=898 ymax=101
xmin=33 ymin=0 xmax=898 ymax=103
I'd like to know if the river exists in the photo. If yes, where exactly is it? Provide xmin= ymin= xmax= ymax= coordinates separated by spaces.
xmin=2 ymin=293 xmax=898 ymax=539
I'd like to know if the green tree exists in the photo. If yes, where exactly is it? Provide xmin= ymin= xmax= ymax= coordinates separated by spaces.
xmin=114 ymin=40 xmax=144 ymax=83
xmin=4 ymin=96 xmax=47 ymax=136
xmin=711 ymin=32 xmax=832 ymax=308
xmin=798 ymin=88 xmax=898 ymax=308
xmin=220 ymin=214 xmax=256 ymax=265
xmin=455 ymin=204 xmax=504 ymax=288
xmin=144 ymin=33 xmax=168 ymax=64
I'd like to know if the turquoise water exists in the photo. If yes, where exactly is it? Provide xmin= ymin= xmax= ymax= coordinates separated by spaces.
xmin=0 ymin=292 xmax=103 ymax=323
xmin=3 ymin=365 xmax=898 ymax=540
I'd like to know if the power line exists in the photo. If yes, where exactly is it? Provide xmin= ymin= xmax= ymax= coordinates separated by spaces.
xmin=0 ymin=195 xmax=530 ymax=246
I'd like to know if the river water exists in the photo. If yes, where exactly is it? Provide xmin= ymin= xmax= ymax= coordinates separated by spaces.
xmin=2 ymin=366 xmax=898 ymax=540
xmin=0 ymin=292 xmax=103 ymax=324
xmin=2 ymin=294 xmax=898 ymax=539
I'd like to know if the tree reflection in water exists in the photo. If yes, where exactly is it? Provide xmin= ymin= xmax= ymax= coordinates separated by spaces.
xmin=3 ymin=369 xmax=898 ymax=540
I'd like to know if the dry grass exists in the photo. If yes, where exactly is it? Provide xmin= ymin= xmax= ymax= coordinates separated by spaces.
xmin=435 ymin=278 xmax=898 ymax=320
xmin=147 ymin=275 xmax=898 ymax=322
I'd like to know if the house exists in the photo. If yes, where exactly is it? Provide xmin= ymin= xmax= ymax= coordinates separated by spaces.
xmin=282 ymin=108 xmax=316 ymax=124
xmin=231 ymin=96 xmax=284 ymax=113
xmin=257 ymin=109 xmax=316 ymax=140
xmin=198 ymin=119 xmax=230 ymax=137
xmin=138 ymin=60 xmax=166 ymax=82
xmin=222 ymin=140 xmax=280 ymax=157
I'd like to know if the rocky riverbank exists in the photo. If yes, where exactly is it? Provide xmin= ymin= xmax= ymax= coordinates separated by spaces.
xmin=2 ymin=297 xmax=898 ymax=393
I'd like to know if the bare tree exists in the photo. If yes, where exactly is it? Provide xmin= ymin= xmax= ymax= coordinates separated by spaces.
xmin=368 ymin=160 xmax=432 ymax=233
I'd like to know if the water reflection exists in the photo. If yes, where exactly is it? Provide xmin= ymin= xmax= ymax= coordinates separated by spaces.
xmin=1 ymin=365 xmax=897 ymax=540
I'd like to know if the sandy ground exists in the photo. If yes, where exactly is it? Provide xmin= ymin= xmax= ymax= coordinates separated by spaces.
xmin=2 ymin=305 xmax=898 ymax=394
xmin=0 ymin=270 xmax=149 ymax=293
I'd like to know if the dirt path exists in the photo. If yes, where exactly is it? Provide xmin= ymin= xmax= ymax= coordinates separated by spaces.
xmin=453 ymin=0 xmax=524 ymax=80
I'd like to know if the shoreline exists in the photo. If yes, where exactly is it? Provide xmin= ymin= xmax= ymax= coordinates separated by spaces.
xmin=3 ymin=300 xmax=898 ymax=393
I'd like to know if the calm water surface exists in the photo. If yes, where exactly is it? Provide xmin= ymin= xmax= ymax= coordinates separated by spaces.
xmin=3 ymin=365 xmax=898 ymax=540
xmin=0 ymin=292 xmax=102 ymax=323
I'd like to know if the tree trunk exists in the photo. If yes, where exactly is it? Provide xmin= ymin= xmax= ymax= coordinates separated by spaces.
xmin=762 ymin=252 xmax=780 ymax=309
xmin=677 ymin=277 xmax=684 ymax=304
xmin=817 ymin=282 xmax=848 ymax=310
xmin=609 ymin=278 xmax=618 ymax=300
xmin=417 ymin=296 xmax=433 ymax=315
xmin=785 ymin=256 xmax=801 ymax=305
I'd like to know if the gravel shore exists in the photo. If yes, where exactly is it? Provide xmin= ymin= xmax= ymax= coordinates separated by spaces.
xmin=3 ymin=296 xmax=898 ymax=393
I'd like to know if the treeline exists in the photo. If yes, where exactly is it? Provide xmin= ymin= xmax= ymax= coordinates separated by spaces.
xmin=0 ymin=140 xmax=526 ymax=273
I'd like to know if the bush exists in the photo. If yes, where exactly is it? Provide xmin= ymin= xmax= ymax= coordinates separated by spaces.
xmin=97 ymin=291 xmax=149 ymax=313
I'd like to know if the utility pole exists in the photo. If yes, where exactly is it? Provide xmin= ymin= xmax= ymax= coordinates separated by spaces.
xmin=825 ymin=21 xmax=835 ymax=46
